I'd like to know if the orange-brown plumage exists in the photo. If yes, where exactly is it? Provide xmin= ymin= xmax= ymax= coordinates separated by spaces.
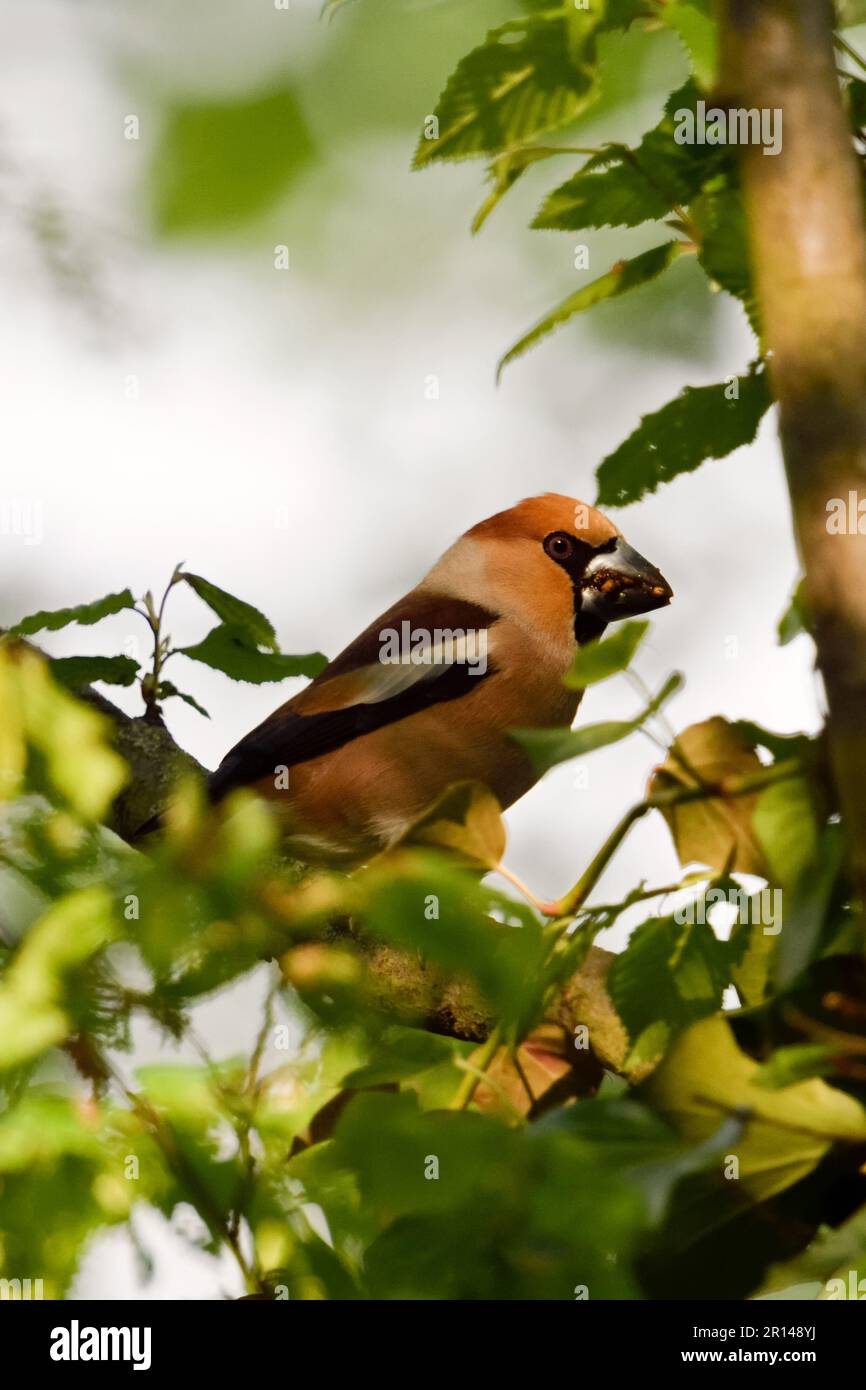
xmin=208 ymin=495 xmax=671 ymax=862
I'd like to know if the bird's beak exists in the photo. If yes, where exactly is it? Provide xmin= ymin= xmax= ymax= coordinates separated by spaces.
xmin=580 ymin=539 xmax=673 ymax=621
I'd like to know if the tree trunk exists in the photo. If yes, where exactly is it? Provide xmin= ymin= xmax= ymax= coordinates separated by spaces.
xmin=720 ymin=0 xmax=866 ymax=909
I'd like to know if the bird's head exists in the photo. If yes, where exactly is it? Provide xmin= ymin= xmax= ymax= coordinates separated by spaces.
xmin=431 ymin=493 xmax=672 ymax=643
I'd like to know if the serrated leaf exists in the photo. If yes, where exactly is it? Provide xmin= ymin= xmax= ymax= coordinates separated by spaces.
xmin=564 ymin=619 xmax=648 ymax=688
xmin=156 ymin=680 xmax=210 ymax=719
xmin=8 ymin=589 xmax=136 ymax=637
xmin=534 ymin=80 xmax=728 ymax=231
xmin=659 ymin=0 xmax=717 ymax=90
xmin=595 ymin=366 xmax=770 ymax=507
xmin=49 ymin=655 xmax=140 ymax=690
xmin=179 ymin=623 xmax=326 ymax=683
xmin=513 ymin=670 xmax=682 ymax=774
xmin=695 ymin=183 xmax=761 ymax=337
xmin=650 ymin=717 xmax=771 ymax=876
xmin=181 ymin=573 xmax=277 ymax=651
xmin=151 ymin=85 xmax=314 ymax=235
xmin=498 ymin=240 xmax=683 ymax=379
xmin=414 ymin=14 xmax=601 ymax=169
xmin=608 ymin=912 xmax=732 ymax=1053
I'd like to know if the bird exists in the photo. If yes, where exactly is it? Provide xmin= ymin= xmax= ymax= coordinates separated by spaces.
xmin=206 ymin=494 xmax=672 ymax=864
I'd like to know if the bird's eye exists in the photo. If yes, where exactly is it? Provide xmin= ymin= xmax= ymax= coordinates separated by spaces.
xmin=543 ymin=532 xmax=575 ymax=562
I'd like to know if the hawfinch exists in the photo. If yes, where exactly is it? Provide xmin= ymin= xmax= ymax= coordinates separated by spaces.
xmin=209 ymin=495 xmax=672 ymax=862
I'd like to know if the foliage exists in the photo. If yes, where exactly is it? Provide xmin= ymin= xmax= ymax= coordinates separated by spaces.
xmin=3 ymin=0 xmax=866 ymax=1306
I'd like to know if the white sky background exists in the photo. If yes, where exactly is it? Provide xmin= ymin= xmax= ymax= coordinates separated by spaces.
xmin=0 ymin=0 xmax=823 ymax=1297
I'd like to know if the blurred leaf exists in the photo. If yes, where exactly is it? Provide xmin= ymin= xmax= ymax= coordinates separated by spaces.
xmin=643 ymin=1015 xmax=866 ymax=1203
xmin=398 ymin=781 xmax=506 ymax=870
xmin=564 ymin=618 xmax=648 ymax=688
xmin=777 ymin=579 xmax=812 ymax=646
xmin=355 ymin=851 xmax=547 ymax=1027
xmin=0 ymin=647 xmax=26 ymax=800
xmin=595 ymin=366 xmax=770 ymax=507
xmin=838 ymin=1 xmax=866 ymax=27
xmin=343 ymin=1026 xmax=460 ymax=1089
xmin=330 ymin=1089 xmax=647 ymax=1297
xmin=753 ymin=777 xmax=819 ymax=891
xmin=774 ymin=824 xmax=847 ymax=990
xmin=659 ymin=0 xmax=717 ymax=90
xmin=181 ymin=574 xmax=278 ymax=651
xmin=0 ymin=886 xmax=115 ymax=1069
xmin=650 ymin=716 xmax=772 ymax=876
xmin=49 ymin=655 xmax=140 ymax=690
xmin=0 ymin=1094 xmax=129 ymax=1297
xmin=179 ymin=623 xmax=326 ymax=683
xmin=498 ymin=241 xmax=683 ymax=379
xmin=848 ymin=75 xmax=866 ymax=129
xmin=756 ymin=1205 xmax=866 ymax=1300
xmin=8 ymin=589 xmax=136 ymax=637
xmin=156 ymin=680 xmax=210 ymax=718
xmin=752 ymin=1044 xmax=836 ymax=1091
xmin=152 ymin=85 xmax=314 ymax=235
xmin=513 ymin=670 xmax=682 ymax=775
xmin=16 ymin=650 xmax=128 ymax=821
xmin=534 ymin=80 xmax=727 ymax=230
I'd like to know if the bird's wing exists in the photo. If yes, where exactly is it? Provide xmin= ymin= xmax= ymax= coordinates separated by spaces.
xmin=208 ymin=593 xmax=499 ymax=802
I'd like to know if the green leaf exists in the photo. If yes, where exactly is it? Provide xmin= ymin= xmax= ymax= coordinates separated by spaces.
xmin=695 ymin=184 xmax=761 ymax=338
xmin=16 ymin=650 xmax=128 ymax=820
xmin=355 ymin=852 xmax=547 ymax=1027
xmin=752 ymin=1044 xmax=836 ymax=1091
xmin=49 ymin=655 xmax=140 ymax=690
xmin=179 ymin=623 xmax=326 ymax=683
xmin=595 ymin=366 xmax=770 ymax=507
xmin=156 ymin=680 xmax=210 ymax=719
xmin=181 ymin=573 xmax=277 ymax=651
xmin=343 ymin=1027 xmax=460 ymax=1089
xmin=472 ymin=144 xmax=576 ymax=234
xmin=643 ymin=1015 xmax=866 ymax=1204
xmin=777 ymin=579 xmax=812 ymax=646
xmin=564 ymin=618 xmax=648 ymax=688
xmin=498 ymin=240 xmax=683 ymax=380
xmin=8 ymin=589 xmax=136 ymax=638
xmin=534 ymin=81 xmax=728 ymax=231
xmin=0 ymin=887 xmax=115 ymax=1070
xmin=773 ymin=825 xmax=846 ymax=990
xmin=753 ymin=777 xmax=819 ymax=891
xmin=608 ymin=911 xmax=732 ymax=1055
xmin=513 ymin=670 xmax=682 ymax=775
xmin=414 ymin=13 xmax=601 ymax=169
xmin=659 ymin=0 xmax=717 ymax=90
xmin=848 ymin=76 xmax=866 ymax=130
xmin=152 ymin=85 xmax=314 ymax=235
